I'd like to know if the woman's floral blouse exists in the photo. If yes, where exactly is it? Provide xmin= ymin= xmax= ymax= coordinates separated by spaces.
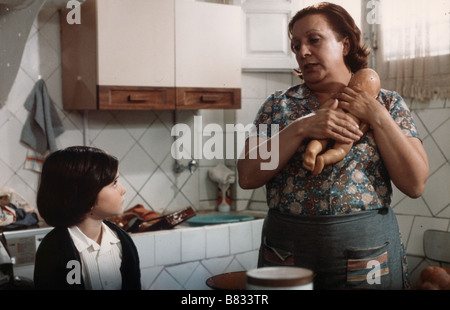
xmin=253 ymin=83 xmax=420 ymax=215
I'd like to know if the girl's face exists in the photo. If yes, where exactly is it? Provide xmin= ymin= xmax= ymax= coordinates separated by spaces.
xmin=91 ymin=172 xmax=126 ymax=219
xmin=291 ymin=14 xmax=350 ymax=91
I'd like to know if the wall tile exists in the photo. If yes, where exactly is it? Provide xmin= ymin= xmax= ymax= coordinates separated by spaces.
xmin=422 ymin=163 xmax=450 ymax=215
xmin=230 ymin=222 xmax=253 ymax=254
xmin=201 ymin=255 xmax=234 ymax=276
xmin=235 ymin=250 xmax=259 ymax=271
xmin=181 ymin=227 xmax=206 ymax=262
xmin=393 ymin=196 xmax=431 ymax=217
xmin=184 ymin=263 xmax=212 ymax=290
xmin=149 ymin=269 xmax=183 ymax=290
xmin=0 ymin=160 xmax=14 ymax=187
xmin=0 ymin=117 xmax=27 ymax=171
xmin=140 ymin=266 xmax=163 ymax=290
xmin=431 ymin=118 xmax=450 ymax=161
xmin=121 ymin=143 xmax=157 ymax=192
xmin=241 ymin=72 xmax=268 ymax=99
xmin=422 ymin=136 xmax=447 ymax=175
xmin=139 ymin=168 xmax=177 ymax=213
xmin=114 ymin=110 xmax=156 ymax=141
xmin=139 ymin=118 xmax=173 ymax=166
xmin=132 ymin=233 xmax=155 ymax=269
xmin=166 ymin=261 xmax=199 ymax=286
xmin=154 ymin=230 xmax=181 ymax=266
xmin=407 ymin=216 xmax=449 ymax=256
xmin=224 ymin=257 xmax=245 ymax=273
xmin=92 ymin=118 xmax=136 ymax=161
xmin=395 ymin=214 xmax=414 ymax=248
xmin=251 ymin=219 xmax=264 ymax=250
xmin=205 ymin=225 xmax=230 ymax=258
xmin=415 ymin=108 xmax=450 ymax=133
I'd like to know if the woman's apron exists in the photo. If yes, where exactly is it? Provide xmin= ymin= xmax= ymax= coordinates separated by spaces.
xmin=258 ymin=207 xmax=409 ymax=290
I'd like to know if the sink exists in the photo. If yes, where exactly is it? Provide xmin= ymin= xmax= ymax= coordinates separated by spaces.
xmin=186 ymin=214 xmax=255 ymax=227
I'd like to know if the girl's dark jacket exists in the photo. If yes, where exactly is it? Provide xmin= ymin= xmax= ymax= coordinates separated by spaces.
xmin=33 ymin=220 xmax=141 ymax=290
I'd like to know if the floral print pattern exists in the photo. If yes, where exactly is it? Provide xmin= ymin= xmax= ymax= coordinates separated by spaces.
xmin=254 ymin=83 xmax=420 ymax=215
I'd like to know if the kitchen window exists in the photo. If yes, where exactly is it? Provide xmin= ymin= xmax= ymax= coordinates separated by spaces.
xmin=375 ymin=0 xmax=450 ymax=102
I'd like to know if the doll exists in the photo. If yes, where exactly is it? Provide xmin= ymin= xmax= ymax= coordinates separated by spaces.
xmin=302 ymin=68 xmax=381 ymax=176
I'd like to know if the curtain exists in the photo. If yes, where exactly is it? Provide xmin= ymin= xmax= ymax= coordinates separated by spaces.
xmin=375 ymin=0 xmax=450 ymax=102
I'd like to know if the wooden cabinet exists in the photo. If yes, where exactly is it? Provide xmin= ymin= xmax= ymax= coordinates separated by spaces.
xmin=61 ymin=0 xmax=241 ymax=110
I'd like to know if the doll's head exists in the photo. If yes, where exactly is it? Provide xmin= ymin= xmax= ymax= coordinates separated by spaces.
xmin=349 ymin=68 xmax=380 ymax=98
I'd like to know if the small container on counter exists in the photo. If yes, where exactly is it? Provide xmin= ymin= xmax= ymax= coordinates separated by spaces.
xmin=246 ymin=267 xmax=314 ymax=290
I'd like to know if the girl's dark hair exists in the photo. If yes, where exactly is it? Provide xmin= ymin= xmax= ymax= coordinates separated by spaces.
xmin=288 ymin=2 xmax=370 ymax=73
xmin=37 ymin=146 xmax=118 ymax=227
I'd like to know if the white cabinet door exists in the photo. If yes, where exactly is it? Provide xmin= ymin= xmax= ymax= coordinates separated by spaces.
xmin=235 ymin=0 xmax=300 ymax=71
xmin=175 ymin=0 xmax=241 ymax=88
xmin=96 ymin=0 xmax=175 ymax=87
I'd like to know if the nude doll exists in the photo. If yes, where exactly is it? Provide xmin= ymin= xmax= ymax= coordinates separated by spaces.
xmin=303 ymin=68 xmax=381 ymax=176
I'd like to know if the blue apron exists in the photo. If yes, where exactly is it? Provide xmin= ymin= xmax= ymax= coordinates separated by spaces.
xmin=258 ymin=208 xmax=410 ymax=290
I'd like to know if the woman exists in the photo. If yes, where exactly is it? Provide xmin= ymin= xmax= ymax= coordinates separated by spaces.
xmin=238 ymin=2 xmax=428 ymax=290
xmin=34 ymin=146 xmax=141 ymax=290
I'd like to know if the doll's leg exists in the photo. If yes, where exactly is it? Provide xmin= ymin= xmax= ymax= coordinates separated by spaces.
xmin=311 ymin=142 xmax=352 ymax=176
xmin=303 ymin=139 xmax=329 ymax=171
xmin=311 ymin=113 xmax=369 ymax=175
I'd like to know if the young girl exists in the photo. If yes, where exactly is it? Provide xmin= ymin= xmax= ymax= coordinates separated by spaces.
xmin=34 ymin=146 xmax=141 ymax=290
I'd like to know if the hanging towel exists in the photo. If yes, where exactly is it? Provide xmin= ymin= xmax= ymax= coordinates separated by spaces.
xmin=20 ymin=79 xmax=64 ymax=154
xmin=24 ymin=149 xmax=45 ymax=172
xmin=208 ymin=163 xmax=235 ymax=185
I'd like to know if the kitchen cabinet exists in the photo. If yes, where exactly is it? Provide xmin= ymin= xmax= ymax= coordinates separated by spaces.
xmin=60 ymin=0 xmax=241 ymax=110
xmin=233 ymin=0 xmax=300 ymax=72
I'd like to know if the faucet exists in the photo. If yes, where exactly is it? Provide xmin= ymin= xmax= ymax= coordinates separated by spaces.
xmin=174 ymin=159 xmax=198 ymax=174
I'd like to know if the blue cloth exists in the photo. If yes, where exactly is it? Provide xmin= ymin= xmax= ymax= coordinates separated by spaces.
xmin=259 ymin=208 xmax=410 ymax=290
xmin=20 ymin=79 xmax=64 ymax=154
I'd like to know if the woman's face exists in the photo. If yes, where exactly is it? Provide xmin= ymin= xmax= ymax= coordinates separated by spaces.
xmin=291 ymin=14 xmax=350 ymax=91
xmin=91 ymin=172 xmax=126 ymax=219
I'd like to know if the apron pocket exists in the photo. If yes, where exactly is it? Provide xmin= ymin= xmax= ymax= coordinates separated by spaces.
xmin=345 ymin=241 xmax=390 ymax=289
xmin=261 ymin=237 xmax=295 ymax=267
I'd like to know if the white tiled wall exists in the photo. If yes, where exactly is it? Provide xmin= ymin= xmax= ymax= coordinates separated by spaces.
xmin=0 ymin=7 xmax=225 ymax=217
xmin=1 ymin=4 xmax=449 ymax=289
xmin=132 ymin=220 xmax=263 ymax=290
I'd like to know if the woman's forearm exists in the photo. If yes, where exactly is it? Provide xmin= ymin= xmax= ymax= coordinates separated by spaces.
xmin=237 ymin=124 xmax=306 ymax=189
xmin=371 ymin=109 xmax=429 ymax=198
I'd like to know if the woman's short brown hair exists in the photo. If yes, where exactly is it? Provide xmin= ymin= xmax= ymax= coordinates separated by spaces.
xmin=37 ymin=146 xmax=118 ymax=227
xmin=288 ymin=2 xmax=370 ymax=73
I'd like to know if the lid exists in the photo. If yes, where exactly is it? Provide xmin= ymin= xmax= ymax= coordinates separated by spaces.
xmin=246 ymin=267 xmax=314 ymax=287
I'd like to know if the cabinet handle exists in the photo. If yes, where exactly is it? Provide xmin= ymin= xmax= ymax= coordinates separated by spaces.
xmin=128 ymin=94 xmax=150 ymax=102
xmin=201 ymin=95 xmax=220 ymax=103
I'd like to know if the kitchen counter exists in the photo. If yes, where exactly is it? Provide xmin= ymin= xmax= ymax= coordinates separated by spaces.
xmin=4 ymin=214 xmax=264 ymax=289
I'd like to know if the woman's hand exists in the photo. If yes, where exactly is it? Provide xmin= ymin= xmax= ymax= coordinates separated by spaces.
xmin=296 ymin=98 xmax=364 ymax=144
xmin=238 ymin=98 xmax=364 ymax=189
xmin=336 ymin=86 xmax=385 ymax=128
xmin=336 ymin=87 xmax=429 ymax=198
